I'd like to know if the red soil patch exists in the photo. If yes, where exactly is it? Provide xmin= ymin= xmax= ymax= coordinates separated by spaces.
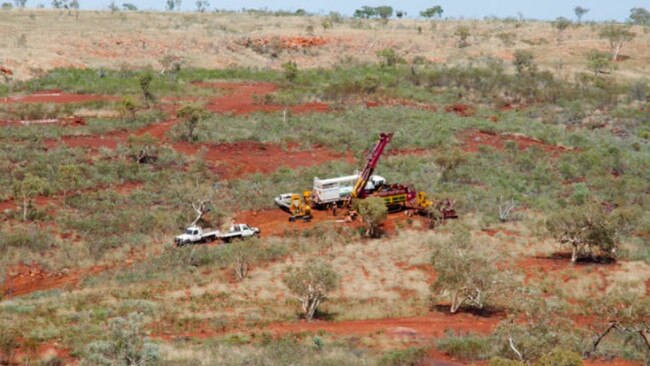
xmin=197 ymin=81 xmax=329 ymax=115
xmin=234 ymin=208 xmax=338 ymax=237
xmin=174 ymin=141 xmax=350 ymax=180
xmin=2 ymin=263 xmax=106 ymax=298
xmin=0 ymin=66 xmax=13 ymax=75
xmin=445 ymin=104 xmax=474 ymax=117
xmin=267 ymin=312 xmax=498 ymax=337
xmin=242 ymin=36 xmax=328 ymax=50
xmin=585 ymin=359 xmax=642 ymax=366
xmin=461 ymin=130 xmax=572 ymax=155
xmin=40 ymin=82 xmax=335 ymax=179
xmin=234 ymin=206 xmax=428 ymax=237
xmin=516 ymin=254 xmax=614 ymax=294
xmin=11 ymin=341 xmax=75 ymax=365
xmin=0 ymin=91 xmax=117 ymax=104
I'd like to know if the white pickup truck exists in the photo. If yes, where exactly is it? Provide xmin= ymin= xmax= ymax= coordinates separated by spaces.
xmin=175 ymin=224 xmax=260 ymax=246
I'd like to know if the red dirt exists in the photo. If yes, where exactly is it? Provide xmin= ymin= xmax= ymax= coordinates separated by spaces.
xmin=585 ymin=360 xmax=642 ymax=366
xmin=516 ymin=254 xmax=614 ymax=294
xmin=37 ymin=82 xmax=336 ymax=179
xmin=0 ymin=91 xmax=117 ymax=104
xmin=234 ymin=207 xmax=429 ymax=237
xmin=242 ymin=36 xmax=328 ymax=50
xmin=0 ymin=66 xmax=13 ymax=75
xmin=445 ymin=103 xmax=475 ymax=117
xmin=174 ymin=140 xmax=351 ymax=179
xmin=234 ymin=208 xmax=338 ymax=237
xmin=11 ymin=341 xmax=75 ymax=365
xmin=461 ymin=130 xmax=572 ymax=155
xmin=3 ymin=263 xmax=106 ymax=298
xmin=266 ymin=312 xmax=499 ymax=337
xmin=196 ymin=81 xmax=329 ymax=115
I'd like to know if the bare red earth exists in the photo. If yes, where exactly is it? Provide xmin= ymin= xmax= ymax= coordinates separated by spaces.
xmin=10 ymin=341 xmax=75 ymax=365
xmin=234 ymin=207 xmax=429 ymax=237
xmin=234 ymin=208 xmax=339 ymax=236
xmin=174 ymin=140 xmax=351 ymax=179
xmin=461 ymin=130 xmax=572 ymax=155
xmin=3 ymin=264 xmax=106 ymax=298
xmin=33 ymin=82 xmax=337 ymax=177
xmin=445 ymin=103 xmax=475 ymax=117
xmin=242 ymin=36 xmax=329 ymax=50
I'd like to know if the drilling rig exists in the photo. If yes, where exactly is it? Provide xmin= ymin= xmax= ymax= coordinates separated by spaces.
xmin=349 ymin=132 xmax=457 ymax=218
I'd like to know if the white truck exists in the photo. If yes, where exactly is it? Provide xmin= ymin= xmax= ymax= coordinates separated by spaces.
xmin=275 ymin=174 xmax=386 ymax=210
xmin=175 ymin=224 xmax=260 ymax=246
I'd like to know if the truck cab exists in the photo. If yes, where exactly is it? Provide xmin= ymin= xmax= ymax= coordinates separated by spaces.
xmin=175 ymin=226 xmax=206 ymax=245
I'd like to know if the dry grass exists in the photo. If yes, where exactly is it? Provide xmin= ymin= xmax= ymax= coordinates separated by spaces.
xmin=0 ymin=10 xmax=648 ymax=81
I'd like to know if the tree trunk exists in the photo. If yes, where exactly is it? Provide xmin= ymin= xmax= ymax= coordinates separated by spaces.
xmin=508 ymin=336 xmax=524 ymax=361
xmin=22 ymin=196 xmax=27 ymax=221
xmin=450 ymin=291 xmax=461 ymax=313
xmin=585 ymin=322 xmax=618 ymax=357
xmin=571 ymin=246 xmax=578 ymax=263
xmin=612 ymin=41 xmax=622 ymax=61
xmin=306 ymin=297 xmax=320 ymax=320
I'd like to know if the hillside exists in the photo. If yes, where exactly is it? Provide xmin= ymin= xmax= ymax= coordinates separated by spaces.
xmin=0 ymin=10 xmax=649 ymax=81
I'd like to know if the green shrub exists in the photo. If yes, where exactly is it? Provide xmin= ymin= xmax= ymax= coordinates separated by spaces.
xmin=379 ymin=347 xmax=426 ymax=366
xmin=437 ymin=333 xmax=494 ymax=360
xmin=0 ymin=225 xmax=53 ymax=252
xmin=489 ymin=357 xmax=526 ymax=366
xmin=84 ymin=312 xmax=159 ymax=366
xmin=536 ymin=348 xmax=583 ymax=366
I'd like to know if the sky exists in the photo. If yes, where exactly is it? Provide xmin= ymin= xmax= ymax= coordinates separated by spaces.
xmin=52 ymin=0 xmax=649 ymax=21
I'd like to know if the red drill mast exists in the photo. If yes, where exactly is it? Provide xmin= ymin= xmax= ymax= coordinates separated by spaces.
xmin=351 ymin=132 xmax=393 ymax=199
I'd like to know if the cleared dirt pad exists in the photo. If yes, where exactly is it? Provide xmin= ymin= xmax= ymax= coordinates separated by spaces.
xmin=234 ymin=209 xmax=337 ymax=236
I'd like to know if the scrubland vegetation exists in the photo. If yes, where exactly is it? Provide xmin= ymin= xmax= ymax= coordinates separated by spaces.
xmin=0 ymin=7 xmax=649 ymax=366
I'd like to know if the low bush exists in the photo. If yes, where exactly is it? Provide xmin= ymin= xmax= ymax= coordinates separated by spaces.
xmin=536 ymin=348 xmax=583 ymax=366
xmin=0 ymin=224 xmax=53 ymax=252
xmin=378 ymin=347 xmax=427 ymax=366
xmin=436 ymin=332 xmax=494 ymax=360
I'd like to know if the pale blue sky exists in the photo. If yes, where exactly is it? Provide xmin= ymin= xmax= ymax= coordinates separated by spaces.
xmin=44 ymin=0 xmax=650 ymax=21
